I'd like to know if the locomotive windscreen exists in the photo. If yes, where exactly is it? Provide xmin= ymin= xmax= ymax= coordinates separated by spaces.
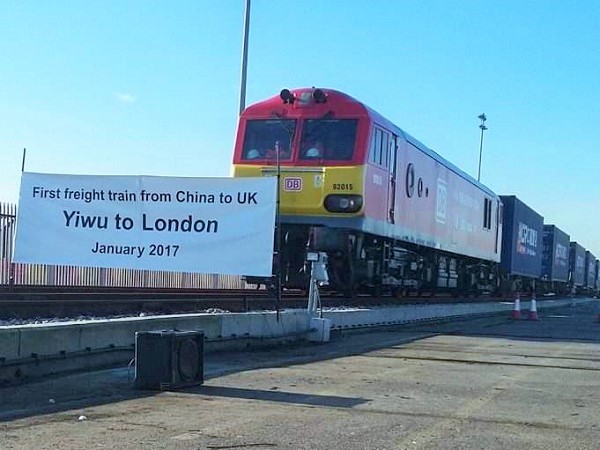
xmin=242 ymin=119 xmax=296 ymax=160
xmin=300 ymin=119 xmax=357 ymax=161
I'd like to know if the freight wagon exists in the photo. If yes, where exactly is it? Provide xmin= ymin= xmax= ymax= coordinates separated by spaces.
xmin=569 ymin=242 xmax=586 ymax=291
xmin=540 ymin=224 xmax=570 ymax=294
xmin=499 ymin=195 xmax=543 ymax=293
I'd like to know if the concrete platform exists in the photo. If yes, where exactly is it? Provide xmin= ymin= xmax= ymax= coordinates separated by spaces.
xmin=2 ymin=302 xmax=600 ymax=449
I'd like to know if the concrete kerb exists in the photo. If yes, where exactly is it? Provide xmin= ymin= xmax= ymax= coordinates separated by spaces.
xmin=0 ymin=311 xmax=313 ymax=364
xmin=323 ymin=302 xmax=505 ymax=330
xmin=0 ymin=328 xmax=20 ymax=361
xmin=220 ymin=310 xmax=310 ymax=339
xmin=323 ymin=297 xmax=596 ymax=334
xmin=0 ymin=297 xmax=596 ymax=384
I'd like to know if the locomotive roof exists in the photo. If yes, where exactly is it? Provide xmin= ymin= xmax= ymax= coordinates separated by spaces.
xmin=244 ymin=88 xmax=498 ymax=198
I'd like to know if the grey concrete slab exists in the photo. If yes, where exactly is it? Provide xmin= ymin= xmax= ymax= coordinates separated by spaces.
xmin=2 ymin=302 xmax=600 ymax=449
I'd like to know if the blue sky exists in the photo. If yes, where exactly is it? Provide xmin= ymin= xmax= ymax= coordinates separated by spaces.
xmin=1 ymin=1 xmax=599 ymax=255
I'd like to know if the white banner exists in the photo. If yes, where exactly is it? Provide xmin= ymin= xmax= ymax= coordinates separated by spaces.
xmin=13 ymin=173 xmax=277 ymax=276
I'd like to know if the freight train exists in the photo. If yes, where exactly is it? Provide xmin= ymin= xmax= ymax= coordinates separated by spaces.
xmin=232 ymin=88 xmax=599 ymax=297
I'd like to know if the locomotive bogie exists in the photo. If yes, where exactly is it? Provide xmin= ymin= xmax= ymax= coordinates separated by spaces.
xmin=304 ymin=224 xmax=500 ymax=296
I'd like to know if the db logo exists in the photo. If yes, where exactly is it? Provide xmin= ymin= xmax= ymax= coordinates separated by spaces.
xmin=284 ymin=177 xmax=302 ymax=191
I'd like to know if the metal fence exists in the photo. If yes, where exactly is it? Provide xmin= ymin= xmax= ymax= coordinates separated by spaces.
xmin=0 ymin=202 xmax=245 ymax=289
xmin=0 ymin=202 xmax=16 ymax=285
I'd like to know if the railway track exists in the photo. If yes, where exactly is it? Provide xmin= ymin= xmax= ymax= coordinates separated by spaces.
xmin=0 ymin=285 xmax=528 ymax=322
xmin=0 ymin=285 xmax=298 ymax=319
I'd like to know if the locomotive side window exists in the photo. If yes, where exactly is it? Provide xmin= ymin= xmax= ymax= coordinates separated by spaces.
xmin=300 ymin=119 xmax=357 ymax=161
xmin=387 ymin=138 xmax=396 ymax=170
xmin=483 ymin=197 xmax=492 ymax=229
xmin=369 ymin=130 xmax=377 ymax=163
xmin=381 ymin=132 xmax=389 ymax=167
xmin=368 ymin=126 xmax=393 ymax=168
xmin=374 ymin=128 xmax=383 ymax=164
xmin=242 ymin=119 xmax=296 ymax=160
xmin=483 ymin=198 xmax=488 ymax=228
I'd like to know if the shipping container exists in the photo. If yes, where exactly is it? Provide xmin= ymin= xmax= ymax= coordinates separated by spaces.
xmin=569 ymin=242 xmax=586 ymax=287
xmin=585 ymin=251 xmax=596 ymax=289
xmin=541 ymin=225 xmax=570 ymax=283
xmin=499 ymin=195 xmax=544 ymax=278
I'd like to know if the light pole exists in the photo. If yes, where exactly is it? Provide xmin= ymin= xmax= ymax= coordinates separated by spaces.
xmin=275 ymin=136 xmax=282 ymax=322
xmin=477 ymin=113 xmax=487 ymax=182
xmin=238 ymin=0 xmax=251 ymax=116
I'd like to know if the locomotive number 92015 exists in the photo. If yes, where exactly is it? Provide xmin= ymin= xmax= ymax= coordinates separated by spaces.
xmin=332 ymin=183 xmax=354 ymax=191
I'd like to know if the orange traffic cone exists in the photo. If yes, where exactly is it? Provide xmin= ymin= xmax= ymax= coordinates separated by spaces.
xmin=528 ymin=292 xmax=539 ymax=321
xmin=511 ymin=292 xmax=522 ymax=320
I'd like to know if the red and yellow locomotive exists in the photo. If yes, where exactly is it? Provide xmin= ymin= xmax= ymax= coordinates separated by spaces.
xmin=232 ymin=88 xmax=502 ymax=296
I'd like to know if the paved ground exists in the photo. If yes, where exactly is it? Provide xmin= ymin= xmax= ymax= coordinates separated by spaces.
xmin=2 ymin=302 xmax=600 ymax=449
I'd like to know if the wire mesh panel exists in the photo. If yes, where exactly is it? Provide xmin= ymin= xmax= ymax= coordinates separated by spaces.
xmin=0 ymin=202 xmax=16 ymax=284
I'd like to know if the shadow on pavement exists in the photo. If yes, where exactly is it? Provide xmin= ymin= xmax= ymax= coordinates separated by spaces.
xmin=188 ymin=384 xmax=368 ymax=408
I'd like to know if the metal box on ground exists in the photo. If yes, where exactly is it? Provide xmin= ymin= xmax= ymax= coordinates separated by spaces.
xmin=135 ymin=330 xmax=204 ymax=390
xmin=499 ymin=195 xmax=544 ymax=278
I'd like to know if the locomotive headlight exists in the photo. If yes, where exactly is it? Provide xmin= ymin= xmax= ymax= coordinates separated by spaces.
xmin=280 ymin=88 xmax=295 ymax=104
xmin=324 ymin=194 xmax=363 ymax=213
